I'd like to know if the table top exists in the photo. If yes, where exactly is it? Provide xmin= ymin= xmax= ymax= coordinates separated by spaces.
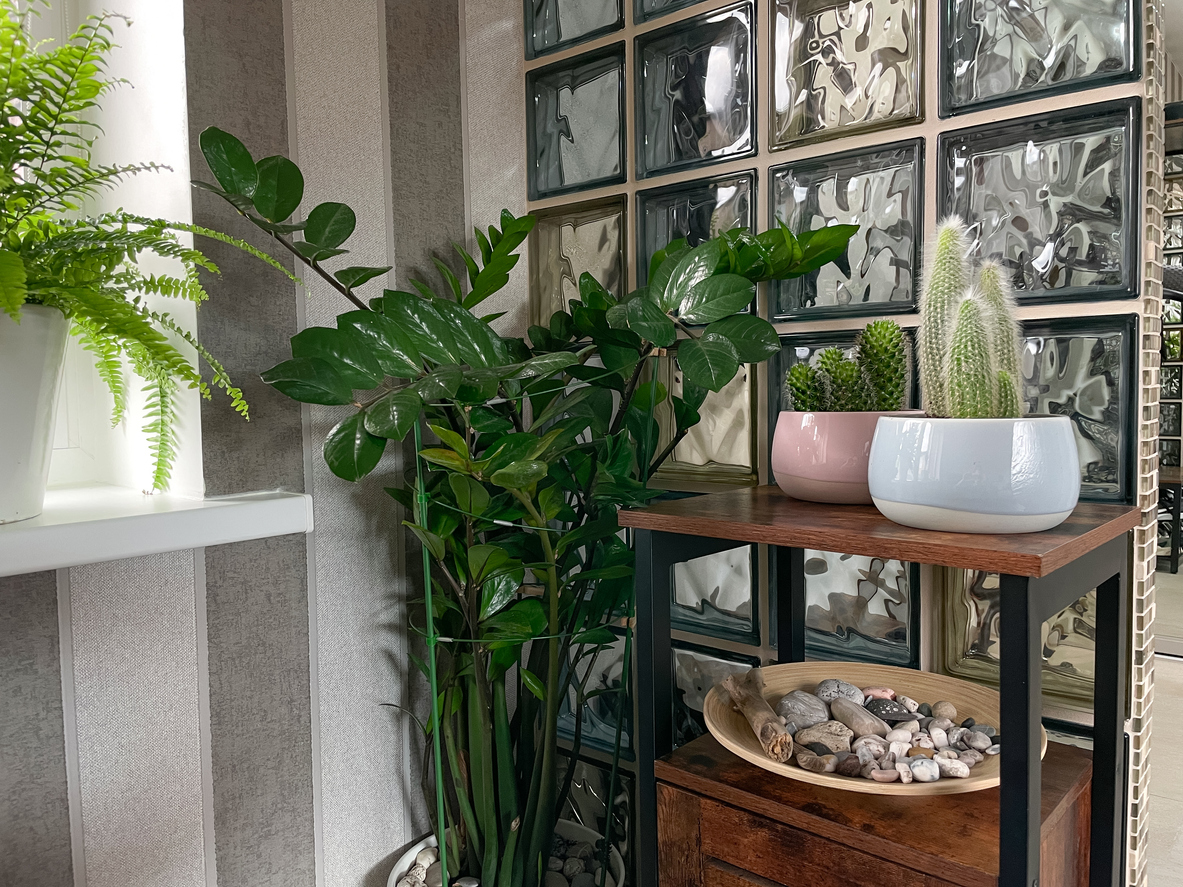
xmin=619 ymin=485 xmax=1141 ymax=577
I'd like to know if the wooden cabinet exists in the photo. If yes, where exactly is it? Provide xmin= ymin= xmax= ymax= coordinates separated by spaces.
xmin=656 ymin=735 xmax=1093 ymax=887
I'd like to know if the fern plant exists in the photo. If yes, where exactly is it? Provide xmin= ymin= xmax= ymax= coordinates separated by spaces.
xmin=0 ymin=1 xmax=286 ymax=488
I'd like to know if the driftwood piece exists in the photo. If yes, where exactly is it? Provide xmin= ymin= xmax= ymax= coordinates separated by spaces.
xmin=721 ymin=668 xmax=794 ymax=763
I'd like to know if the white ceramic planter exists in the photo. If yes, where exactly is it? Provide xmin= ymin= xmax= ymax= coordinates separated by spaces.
xmin=388 ymin=820 xmax=625 ymax=887
xmin=867 ymin=415 xmax=1081 ymax=534
xmin=0 ymin=305 xmax=70 ymax=524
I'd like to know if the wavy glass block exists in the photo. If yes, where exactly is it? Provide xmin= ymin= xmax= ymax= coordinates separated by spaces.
xmin=1168 ymin=216 xmax=1183 ymax=250
xmin=770 ymin=141 xmax=922 ymax=320
xmin=940 ymin=100 xmax=1139 ymax=303
xmin=671 ymin=545 xmax=757 ymax=642
xmin=1165 ymin=403 xmax=1182 ymax=439
xmin=528 ymin=45 xmax=626 ymax=199
xmin=652 ymin=355 xmax=755 ymax=484
xmin=672 ymin=643 xmax=759 ymax=749
xmin=942 ymin=0 xmax=1134 ymax=114
xmin=529 ymin=198 xmax=626 ymax=326
xmin=1021 ymin=317 xmax=1134 ymax=502
xmin=941 ymin=569 xmax=1095 ymax=709
xmin=1167 ymin=331 xmax=1182 ymax=362
xmin=558 ymin=629 xmax=632 ymax=756
xmin=1165 ymin=299 xmax=1183 ymax=324
xmin=773 ymin=0 xmax=922 ymax=147
xmin=636 ymin=171 xmax=755 ymax=286
xmin=1162 ymin=439 xmax=1181 ymax=468
xmin=526 ymin=0 xmax=623 ymax=59
xmin=1168 ymin=254 xmax=1183 ymax=269
xmin=636 ymin=0 xmax=709 ymax=21
xmin=635 ymin=2 xmax=755 ymax=177
xmin=803 ymin=551 xmax=917 ymax=666
xmin=775 ymin=330 xmax=918 ymax=411
xmin=557 ymin=755 xmax=632 ymax=875
xmin=1168 ymin=156 xmax=1183 ymax=178
xmin=1165 ymin=366 xmax=1182 ymax=400
xmin=1168 ymin=182 xmax=1183 ymax=213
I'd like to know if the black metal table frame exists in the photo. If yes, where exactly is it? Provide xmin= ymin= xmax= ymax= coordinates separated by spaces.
xmin=634 ymin=530 xmax=1129 ymax=887
xmin=1159 ymin=479 xmax=1181 ymax=574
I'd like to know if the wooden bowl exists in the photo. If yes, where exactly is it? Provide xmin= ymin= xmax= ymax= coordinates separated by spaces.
xmin=703 ymin=661 xmax=1047 ymax=795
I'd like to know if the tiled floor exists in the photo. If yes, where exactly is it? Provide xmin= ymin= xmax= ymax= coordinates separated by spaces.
xmin=1149 ymin=650 xmax=1183 ymax=883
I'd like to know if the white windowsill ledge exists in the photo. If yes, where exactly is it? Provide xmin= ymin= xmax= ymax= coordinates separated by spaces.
xmin=0 ymin=484 xmax=314 ymax=578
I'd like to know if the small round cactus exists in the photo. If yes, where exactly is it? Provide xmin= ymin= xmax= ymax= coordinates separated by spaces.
xmin=786 ymin=362 xmax=825 ymax=411
xmin=783 ymin=323 xmax=908 ymax=412
xmin=857 ymin=319 xmax=910 ymax=411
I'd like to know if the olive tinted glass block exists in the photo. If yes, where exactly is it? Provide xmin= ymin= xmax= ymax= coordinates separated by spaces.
xmin=529 ymin=197 xmax=626 ymax=326
xmin=558 ymin=629 xmax=633 ymax=756
xmin=770 ymin=140 xmax=922 ymax=320
xmin=940 ymin=100 xmax=1139 ymax=303
xmin=528 ymin=45 xmax=626 ymax=199
xmin=635 ymin=2 xmax=755 ymax=177
xmin=1167 ymin=331 xmax=1182 ymax=361
xmin=1168 ymin=216 xmax=1183 ymax=250
xmin=672 ymin=643 xmax=759 ymax=749
xmin=636 ymin=0 xmax=708 ymax=22
xmin=942 ymin=0 xmax=1135 ymax=115
xmin=1021 ymin=316 xmax=1135 ymax=502
xmin=803 ymin=552 xmax=918 ymax=667
xmin=671 ymin=545 xmax=757 ymax=642
xmin=1165 ymin=403 xmax=1182 ymax=439
xmin=557 ymin=755 xmax=633 ymax=877
xmin=1165 ymin=366 xmax=1182 ymax=400
xmin=773 ymin=0 xmax=921 ymax=147
xmin=1162 ymin=439 xmax=1181 ymax=468
xmin=636 ymin=171 xmax=755 ymax=286
xmin=526 ymin=0 xmax=623 ymax=59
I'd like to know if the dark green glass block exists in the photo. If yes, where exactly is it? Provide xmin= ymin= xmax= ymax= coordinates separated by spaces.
xmin=1162 ymin=439 xmax=1181 ymax=468
xmin=526 ymin=0 xmax=623 ymax=59
xmin=1164 ymin=365 xmax=1181 ymax=400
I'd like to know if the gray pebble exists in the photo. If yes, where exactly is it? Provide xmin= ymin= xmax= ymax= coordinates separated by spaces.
xmin=910 ymin=758 xmax=941 ymax=782
xmin=897 ymin=719 xmax=921 ymax=735
xmin=946 ymin=727 xmax=968 ymax=746
xmin=416 ymin=848 xmax=439 ymax=867
xmin=567 ymin=842 xmax=594 ymax=861
xmin=985 ymin=744 xmax=1002 ymax=755
xmin=832 ymin=696 xmax=891 ymax=738
xmin=958 ymin=753 xmax=980 ymax=769
xmin=571 ymin=875 xmax=596 ymax=887
xmin=856 ymin=745 xmax=876 ymax=766
xmin=563 ymin=858 xmax=585 ymax=878
xmin=775 ymin=690 xmax=831 ymax=734
xmin=805 ymin=741 xmax=834 ymax=756
xmin=932 ymin=701 xmax=958 ymax=720
xmin=424 ymin=862 xmax=441 ymax=887
xmin=836 ymin=754 xmax=864 ymax=777
xmin=548 ymin=857 xmax=565 ymax=872
xmin=936 ymin=756 xmax=971 ymax=778
xmin=795 ymin=720 xmax=854 ymax=754
xmin=918 ymin=717 xmax=934 ymax=732
xmin=456 ymin=880 xmax=480 ymax=887
xmin=863 ymin=697 xmax=913 ymax=722
xmin=544 ymin=873 xmax=569 ymax=887
xmin=814 ymin=679 xmax=865 ymax=706
xmin=961 ymin=747 xmax=984 ymax=764
xmin=395 ymin=879 xmax=421 ymax=887
xmin=971 ymin=724 xmax=997 ymax=737
xmin=917 ymin=702 xmax=932 ymax=717
xmin=930 ymin=717 xmax=955 ymax=732
xmin=965 ymin=731 xmax=993 ymax=751
xmin=551 ymin=835 xmax=568 ymax=857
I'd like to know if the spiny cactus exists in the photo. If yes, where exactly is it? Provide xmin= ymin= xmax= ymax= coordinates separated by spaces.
xmin=918 ymin=218 xmax=1025 ymax=419
xmin=783 ymin=321 xmax=909 ymax=412
xmin=858 ymin=319 xmax=910 ymax=411
xmin=786 ymin=362 xmax=825 ymax=411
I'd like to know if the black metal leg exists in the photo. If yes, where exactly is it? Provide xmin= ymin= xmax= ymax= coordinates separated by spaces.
xmin=774 ymin=546 xmax=806 ymax=663
xmin=999 ymin=573 xmax=1042 ymax=887
xmin=1091 ymin=548 xmax=1129 ymax=887
xmin=1171 ymin=484 xmax=1180 ymax=574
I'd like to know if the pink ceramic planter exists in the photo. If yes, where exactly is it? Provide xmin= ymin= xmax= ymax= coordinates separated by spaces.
xmin=771 ymin=410 xmax=924 ymax=505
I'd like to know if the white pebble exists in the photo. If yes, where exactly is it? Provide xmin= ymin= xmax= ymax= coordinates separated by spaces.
xmin=910 ymin=758 xmax=941 ymax=782
xmin=396 ymin=879 xmax=421 ymax=887
xmin=889 ymin=741 xmax=911 ymax=760
xmin=985 ymin=744 xmax=1002 ymax=755
xmin=930 ymin=717 xmax=955 ymax=732
xmin=885 ymin=728 xmax=912 ymax=743
xmin=936 ymin=749 xmax=959 ymax=760
xmin=895 ymin=762 xmax=914 ymax=783
xmin=929 ymin=726 xmax=949 ymax=749
xmin=912 ymin=734 xmax=934 ymax=749
xmin=898 ymin=720 xmax=921 ymax=734
xmin=936 ymin=756 xmax=971 ymax=778
xmin=897 ymin=695 xmax=920 ymax=713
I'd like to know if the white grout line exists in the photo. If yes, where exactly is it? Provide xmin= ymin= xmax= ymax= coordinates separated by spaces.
xmin=193 ymin=549 xmax=218 ymax=887
xmin=56 ymin=567 xmax=86 ymax=887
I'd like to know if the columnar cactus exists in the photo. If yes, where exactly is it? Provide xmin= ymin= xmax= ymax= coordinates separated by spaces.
xmin=786 ymin=362 xmax=825 ymax=411
xmin=783 ymin=322 xmax=909 ymax=412
xmin=858 ymin=319 xmax=909 ymax=411
xmin=918 ymin=218 xmax=1025 ymax=419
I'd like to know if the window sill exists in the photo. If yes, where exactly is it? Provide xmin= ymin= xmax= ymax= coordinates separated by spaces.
xmin=0 ymin=484 xmax=313 ymax=578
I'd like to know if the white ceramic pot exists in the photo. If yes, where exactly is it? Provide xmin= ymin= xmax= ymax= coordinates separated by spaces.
xmin=388 ymin=820 xmax=625 ymax=887
xmin=867 ymin=415 xmax=1081 ymax=534
xmin=0 ymin=305 xmax=70 ymax=524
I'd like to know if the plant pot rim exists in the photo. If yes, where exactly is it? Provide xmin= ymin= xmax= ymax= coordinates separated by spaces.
xmin=877 ymin=413 xmax=1068 ymax=423
xmin=778 ymin=409 xmax=925 ymax=416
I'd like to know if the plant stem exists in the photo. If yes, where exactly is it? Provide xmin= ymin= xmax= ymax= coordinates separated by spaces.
xmin=608 ymin=347 xmax=654 ymax=436
xmin=648 ymin=428 xmax=688 ymax=477
xmin=263 ymin=229 xmax=370 ymax=312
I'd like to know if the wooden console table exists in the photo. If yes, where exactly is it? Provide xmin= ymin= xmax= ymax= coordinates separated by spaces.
xmin=619 ymin=487 xmax=1140 ymax=887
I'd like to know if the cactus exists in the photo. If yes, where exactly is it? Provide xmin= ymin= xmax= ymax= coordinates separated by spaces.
xmin=829 ymin=358 xmax=872 ymax=411
xmin=976 ymin=261 xmax=1023 ymax=418
xmin=786 ymin=362 xmax=825 ymax=411
xmin=996 ymin=370 xmax=1021 ymax=418
xmin=857 ymin=319 xmax=910 ymax=411
xmin=947 ymin=295 xmax=996 ymax=419
xmin=919 ymin=218 xmax=972 ymax=418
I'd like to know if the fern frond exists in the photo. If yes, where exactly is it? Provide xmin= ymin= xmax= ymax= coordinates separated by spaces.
xmin=0 ymin=247 xmax=27 ymax=319
xmin=171 ymin=221 xmax=301 ymax=284
xmin=71 ymin=316 xmax=127 ymax=425
xmin=133 ymin=361 xmax=180 ymax=493
xmin=148 ymin=309 xmax=249 ymax=419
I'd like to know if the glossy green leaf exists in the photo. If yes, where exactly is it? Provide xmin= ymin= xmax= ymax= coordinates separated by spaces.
xmin=672 ymin=395 xmax=702 ymax=435
xmin=703 ymin=315 xmax=780 ymax=363
xmin=455 ymin=367 xmax=507 ymax=404
xmin=633 ymin=380 xmax=667 ymax=408
xmin=468 ymin=544 xmax=511 ymax=585
xmin=429 ymin=423 xmax=470 ymax=459
xmin=513 ymin=352 xmax=577 ymax=380
xmin=412 ymin=366 xmax=463 ymax=402
xmin=378 ymin=290 xmax=460 ymax=365
xmin=252 ymin=155 xmax=304 ymax=222
xmin=433 ymin=298 xmax=506 ymax=367
xmin=574 ymin=627 xmax=617 ymax=646
xmin=483 ymin=598 xmax=547 ymax=642
xmin=490 ymin=460 xmax=547 ymax=490
xmin=261 ymin=357 xmax=354 ymax=405
xmin=519 ymin=668 xmax=545 ymax=701
xmin=290 ymin=326 xmax=383 ymax=389
xmin=648 ymin=246 xmax=690 ymax=311
xmin=663 ymin=239 xmax=725 ymax=312
xmin=305 ymin=202 xmax=357 ymax=249
xmin=199 ymin=127 xmax=257 ymax=197
xmin=337 ymin=311 xmax=422 ymax=378
xmin=334 ymin=265 xmax=390 ymax=291
xmin=418 ymin=447 xmax=470 ymax=472
xmin=293 ymin=241 xmax=348 ymax=262
xmin=363 ymin=390 xmax=422 ymax=440
xmin=403 ymin=521 xmax=446 ymax=561
xmin=677 ymin=333 xmax=740 ymax=392
xmin=795 ymin=224 xmax=858 ymax=273
xmin=677 ymin=274 xmax=756 ymax=325
xmin=449 ymin=474 xmax=490 ymax=517
xmin=625 ymin=296 xmax=676 ymax=347
xmin=480 ymin=572 xmax=520 ymax=621
xmin=323 ymin=412 xmax=386 ymax=481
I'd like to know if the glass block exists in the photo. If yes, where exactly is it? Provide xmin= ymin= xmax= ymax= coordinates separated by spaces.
xmin=1167 ymin=330 xmax=1182 ymax=362
xmin=941 ymin=569 xmax=1095 ymax=709
xmin=1162 ymin=439 xmax=1181 ymax=468
xmin=635 ymin=0 xmax=708 ymax=22
xmin=671 ymin=545 xmax=757 ymax=642
xmin=529 ymin=197 xmax=626 ymax=326
xmin=1165 ymin=403 xmax=1182 ymax=438
xmin=635 ymin=2 xmax=755 ymax=178
xmin=558 ymin=628 xmax=633 ymax=757
xmin=652 ymin=354 xmax=756 ymax=485
xmin=672 ymin=643 xmax=759 ymax=749
xmin=942 ymin=0 xmax=1135 ymax=115
xmin=1021 ymin=316 xmax=1134 ymax=502
xmin=528 ymin=45 xmax=626 ymax=199
xmin=775 ymin=329 xmax=918 ymax=411
xmin=1165 ymin=366 xmax=1181 ymax=400
xmin=636 ymin=171 xmax=755 ymax=286
xmin=770 ymin=140 xmax=922 ymax=320
xmin=1168 ymin=254 xmax=1183 ymax=269
xmin=772 ymin=0 xmax=922 ymax=148
xmin=557 ymin=755 xmax=632 ymax=878
xmin=1168 ymin=182 xmax=1183 ymax=213
xmin=1168 ymin=155 xmax=1183 ymax=179
xmin=1165 ymin=298 xmax=1183 ymax=324
xmin=526 ymin=0 xmax=623 ymax=59
xmin=803 ymin=551 xmax=918 ymax=667
xmin=939 ymin=99 xmax=1139 ymax=303
xmin=1168 ymin=216 xmax=1183 ymax=250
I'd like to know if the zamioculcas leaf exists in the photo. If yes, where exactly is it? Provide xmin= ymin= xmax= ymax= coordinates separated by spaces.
xmin=676 ymin=273 xmax=756 ymax=325
xmin=338 ymin=310 xmax=422 ymax=378
xmin=199 ymin=127 xmax=257 ymax=197
xmin=676 ymin=333 xmax=740 ymax=392
xmin=335 ymin=266 xmax=390 ymax=290
xmin=378 ymin=290 xmax=460 ymax=365
xmin=480 ymin=572 xmax=520 ymax=621
xmin=490 ymin=460 xmax=548 ymax=490
xmin=449 ymin=474 xmax=491 ymax=517
xmin=429 ymin=423 xmax=470 ymax=459
xmin=305 ymin=202 xmax=357 ymax=248
xmin=513 ymin=352 xmax=578 ymax=379
xmin=648 ymin=244 xmax=690 ymax=309
xmin=403 ymin=521 xmax=446 ymax=561
xmin=520 ymin=668 xmax=546 ymax=701
xmin=433 ymin=298 xmax=507 ymax=367
xmin=252 ymin=155 xmax=305 ymax=222
xmin=663 ymin=239 xmax=725 ymax=312
xmin=672 ymin=395 xmax=701 ymax=433
xmin=703 ymin=315 xmax=780 ymax=363
xmin=293 ymin=241 xmax=348 ymax=262
xmin=363 ymin=390 xmax=422 ymax=440
xmin=323 ymin=412 xmax=386 ymax=481
xmin=625 ymin=296 xmax=676 ymax=347
xmin=418 ymin=447 xmax=470 ymax=472
xmin=413 ymin=366 xmax=464 ymax=401
xmin=261 ymin=357 xmax=354 ymax=404
xmin=290 ymin=326 xmax=384 ymax=390
xmin=468 ymin=544 xmax=510 ymax=585
xmin=794 ymin=224 xmax=859 ymax=273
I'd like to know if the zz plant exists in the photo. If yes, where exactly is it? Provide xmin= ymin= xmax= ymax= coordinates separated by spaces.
xmin=193 ymin=126 xmax=856 ymax=887
xmin=785 ymin=320 xmax=910 ymax=412
xmin=0 ymin=2 xmax=284 ymax=487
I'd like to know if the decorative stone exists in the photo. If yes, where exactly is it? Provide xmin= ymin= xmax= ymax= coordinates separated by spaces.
xmin=889 ymin=740 xmax=911 ymax=760
xmin=548 ymin=857 xmax=565 ymax=872
xmin=965 ymin=731 xmax=993 ymax=751
xmin=775 ymin=690 xmax=831 ymax=734
xmin=881 ymin=751 xmax=896 ymax=768
xmin=910 ymin=758 xmax=941 ymax=782
xmin=456 ymin=879 xmax=481 ymax=887
xmin=863 ymin=698 xmax=912 ymax=722
xmin=898 ymin=719 xmax=920 ymax=735
xmin=930 ymin=717 xmax=955 ymax=732
xmin=958 ymin=753 xmax=980 ymax=769
xmin=897 ymin=694 xmax=920 ymax=713
xmin=416 ymin=848 xmax=439 ymax=867
xmin=796 ymin=751 xmax=838 ymax=773
xmin=805 ymin=741 xmax=833 ymax=756
xmin=936 ymin=749 xmax=959 ymax=760
xmin=544 ymin=872 xmax=569 ymax=887
xmin=932 ymin=701 xmax=957 ymax=720
xmin=832 ymin=696 xmax=891 ymax=737
xmin=861 ymin=686 xmax=896 ymax=700
xmin=885 ymin=728 xmax=912 ymax=743
xmin=571 ymin=875 xmax=597 ymax=887
xmin=871 ymin=768 xmax=900 ymax=783
xmin=971 ymin=724 xmax=997 ymax=737
xmin=551 ymin=835 xmax=568 ymax=857
xmin=907 ymin=746 xmax=935 ymax=759
xmin=814 ymin=679 xmax=865 ymax=706
xmin=795 ymin=720 xmax=854 ymax=754
xmin=895 ymin=762 xmax=913 ymax=783
xmin=563 ymin=858 xmax=585 ymax=878
xmin=836 ymin=753 xmax=864 ymax=777
xmin=961 ymin=717 xmax=976 ymax=728
xmin=567 ymin=842 xmax=594 ymax=861
xmin=917 ymin=717 xmax=934 ymax=733
xmin=986 ymin=744 xmax=1002 ymax=755
xmin=936 ymin=756 xmax=971 ymax=779
xmin=855 ymin=745 xmax=876 ymax=766
xmin=911 ymin=734 xmax=934 ymax=749
xmin=852 ymin=735 xmax=888 ymax=758
xmin=961 ymin=747 xmax=984 ymax=764
xmin=423 ymin=863 xmax=440 ymax=887
xmin=860 ymin=761 xmax=879 ymax=778
xmin=409 ymin=864 xmax=428 ymax=882
xmin=946 ymin=727 xmax=968 ymax=746
xmin=917 ymin=702 xmax=932 ymax=717
xmin=396 ymin=879 xmax=421 ymax=887
xmin=929 ymin=726 xmax=950 ymax=749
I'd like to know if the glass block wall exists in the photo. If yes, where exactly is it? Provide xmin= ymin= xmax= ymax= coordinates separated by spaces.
xmin=510 ymin=0 xmax=1163 ymax=880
